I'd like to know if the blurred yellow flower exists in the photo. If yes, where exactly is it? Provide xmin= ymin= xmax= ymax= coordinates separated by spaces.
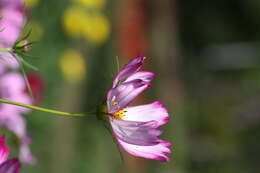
xmin=71 ymin=0 xmax=106 ymax=9
xmin=23 ymin=21 xmax=44 ymax=41
xmin=82 ymin=13 xmax=110 ymax=44
xmin=62 ymin=6 xmax=88 ymax=38
xmin=23 ymin=0 xmax=39 ymax=7
xmin=60 ymin=49 xmax=87 ymax=84
xmin=62 ymin=6 xmax=110 ymax=45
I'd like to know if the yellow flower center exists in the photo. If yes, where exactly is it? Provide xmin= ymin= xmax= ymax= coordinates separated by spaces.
xmin=113 ymin=109 xmax=127 ymax=119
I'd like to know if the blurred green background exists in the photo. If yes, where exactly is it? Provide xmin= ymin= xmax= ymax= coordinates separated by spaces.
xmin=12 ymin=0 xmax=260 ymax=172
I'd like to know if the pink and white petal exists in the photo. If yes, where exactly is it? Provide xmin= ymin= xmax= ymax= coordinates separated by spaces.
xmin=122 ymin=101 xmax=169 ymax=126
xmin=112 ymin=64 xmax=142 ymax=88
xmin=109 ymin=118 xmax=162 ymax=146
xmin=112 ymin=55 xmax=145 ymax=87
xmin=125 ymin=55 xmax=145 ymax=67
xmin=0 ymin=113 xmax=26 ymax=138
xmin=0 ymin=158 xmax=21 ymax=173
xmin=0 ymin=94 xmax=32 ymax=114
xmin=19 ymin=137 xmax=35 ymax=164
xmin=125 ymin=71 xmax=155 ymax=83
xmin=0 ymin=53 xmax=19 ymax=70
xmin=0 ymin=137 xmax=9 ymax=165
xmin=0 ymin=73 xmax=25 ymax=93
xmin=0 ymin=72 xmax=31 ymax=113
xmin=0 ymin=7 xmax=24 ymax=47
xmin=0 ymin=117 xmax=35 ymax=165
xmin=2 ymin=0 xmax=23 ymax=9
xmin=107 ymin=80 xmax=151 ymax=113
xmin=117 ymin=138 xmax=171 ymax=162
xmin=2 ymin=9 xmax=24 ymax=26
xmin=8 ymin=94 xmax=32 ymax=113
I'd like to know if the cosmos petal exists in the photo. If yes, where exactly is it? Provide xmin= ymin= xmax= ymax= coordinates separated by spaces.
xmin=0 ymin=137 xmax=9 ymax=165
xmin=19 ymin=137 xmax=36 ymax=164
xmin=1 ymin=0 xmax=23 ymax=10
xmin=0 ymin=53 xmax=19 ymax=72
xmin=0 ymin=72 xmax=32 ymax=113
xmin=112 ymin=55 xmax=145 ymax=87
xmin=0 ymin=73 xmax=25 ymax=94
xmin=125 ymin=55 xmax=145 ymax=67
xmin=0 ymin=113 xmax=26 ymax=138
xmin=107 ymin=79 xmax=150 ymax=113
xmin=125 ymin=71 xmax=155 ymax=83
xmin=0 ymin=3 xmax=24 ymax=47
xmin=117 ymin=138 xmax=171 ymax=162
xmin=109 ymin=118 xmax=162 ymax=146
xmin=122 ymin=101 xmax=169 ymax=126
xmin=0 ymin=117 xmax=35 ymax=165
xmin=0 ymin=158 xmax=21 ymax=173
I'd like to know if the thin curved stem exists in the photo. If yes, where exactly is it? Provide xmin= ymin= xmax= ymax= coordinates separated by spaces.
xmin=0 ymin=98 xmax=95 ymax=117
xmin=0 ymin=48 xmax=12 ymax=52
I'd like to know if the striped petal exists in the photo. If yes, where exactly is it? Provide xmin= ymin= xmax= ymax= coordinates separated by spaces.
xmin=109 ymin=118 xmax=162 ymax=146
xmin=112 ymin=56 xmax=145 ymax=87
xmin=107 ymin=79 xmax=150 ymax=113
xmin=122 ymin=101 xmax=169 ymax=126
xmin=125 ymin=71 xmax=155 ymax=83
xmin=117 ymin=138 xmax=171 ymax=162
xmin=125 ymin=55 xmax=145 ymax=67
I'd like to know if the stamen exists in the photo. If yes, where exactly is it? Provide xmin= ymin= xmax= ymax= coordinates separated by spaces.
xmin=113 ymin=109 xmax=127 ymax=119
xmin=112 ymin=101 xmax=120 ymax=110
xmin=112 ymin=101 xmax=118 ymax=107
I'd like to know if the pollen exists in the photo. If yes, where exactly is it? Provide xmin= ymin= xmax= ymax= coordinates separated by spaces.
xmin=113 ymin=109 xmax=127 ymax=119
xmin=112 ymin=101 xmax=118 ymax=106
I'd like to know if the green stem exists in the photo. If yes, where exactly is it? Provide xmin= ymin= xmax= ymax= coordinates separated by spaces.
xmin=0 ymin=98 xmax=95 ymax=117
xmin=0 ymin=48 xmax=13 ymax=52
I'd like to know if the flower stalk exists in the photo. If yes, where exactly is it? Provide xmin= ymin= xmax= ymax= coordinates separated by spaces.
xmin=0 ymin=47 xmax=13 ymax=52
xmin=0 ymin=98 xmax=95 ymax=117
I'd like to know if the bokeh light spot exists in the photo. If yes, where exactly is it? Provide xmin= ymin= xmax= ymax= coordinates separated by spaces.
xmin=59 ymin=49 xmax=87 ymax=84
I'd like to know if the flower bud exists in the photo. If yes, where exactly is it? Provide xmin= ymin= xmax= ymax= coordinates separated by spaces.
xmin=14 ymin=40 xmax=30 ymax=53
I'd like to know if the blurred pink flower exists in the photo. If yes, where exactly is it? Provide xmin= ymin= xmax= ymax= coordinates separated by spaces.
xmin=0 ymin=72 xmax=35 ymax=164
xmin=107 ymin=56 xmax=171 ymax=162
xmin=0 ymin=0 xmax=24 ymax=47
xmin=19 ymin=136 xmax=35 ymax=165
xmin=0 ymin=52 xmax=19 ymax=74
xmin=0 ymin=137 xmax=9 ymax=165
xmin=0 ymin=0 xmax=25 ymax=72
xmin=0 ymin=136 xmax=21 ymax=173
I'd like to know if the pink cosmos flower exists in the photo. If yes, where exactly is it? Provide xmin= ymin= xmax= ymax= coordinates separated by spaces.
xmin=0 ymin=136 xmax=21 ymax=173
xmin=107 ymin=56 xmax=171 ymax=162
xmin=0 ymin=72 xmax=35 ymax=164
